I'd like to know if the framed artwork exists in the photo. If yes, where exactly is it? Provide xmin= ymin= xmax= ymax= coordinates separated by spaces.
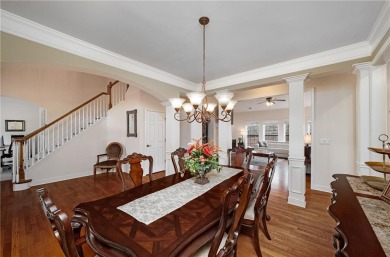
xmin=127 ymin=109 xmax=137 ymax=137
xmin=5 ymin=120 xmax=25 ymax=132
xmin=381 ymin=179 xmax=390 ymax=204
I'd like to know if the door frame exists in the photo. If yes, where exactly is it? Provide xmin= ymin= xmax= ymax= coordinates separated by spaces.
xmin=143 ymin=109 xmax=166 ymax=173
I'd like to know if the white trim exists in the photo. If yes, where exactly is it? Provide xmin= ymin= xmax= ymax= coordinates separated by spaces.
xmin=284 ymin=73 xmax=310 ymax=83
xmin=13 ymin=181 xmax=31 ymax=191
xmin=1 ymin=9 xmax=376 ymax=92
xmin=311 ymin=184 xmax=331 ymax=193
xmin=367 ymin=0 xmax=390 ymax=53
xmin=30 ymin=171 xmax=92 ymax=187
xmin=372 ymin=34 xmax=390 ymax=65
xmin=205 ymin=42 xmax=371 ymax=90
xmin=0 ymin=10 xmax=196 ymax=91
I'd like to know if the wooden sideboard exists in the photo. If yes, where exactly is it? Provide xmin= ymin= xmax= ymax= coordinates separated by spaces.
xmin=328 ymin=174 xmax=388 ymax=257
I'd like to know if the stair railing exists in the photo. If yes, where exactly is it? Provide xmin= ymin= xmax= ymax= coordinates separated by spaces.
xmin=12 ymin=80 xmax=128 ymax=185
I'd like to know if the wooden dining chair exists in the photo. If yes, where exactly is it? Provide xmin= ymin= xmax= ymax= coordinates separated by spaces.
xmin=191 ymin=172 xmax=254 ymax=257
xmin=242 ymin=156 xmax=278 ymax=257
xmin=227 ymin=146 xmax=253 ymax=169
xmin=37 ymin=188 xmax=85 ymax=257
xmin=93 ymin=142 xmax=123 ymax=179
xmin=117 ymin=152 xmax=153 ymax=191
xmin=171 ymin=147 xmax=187 ymax=174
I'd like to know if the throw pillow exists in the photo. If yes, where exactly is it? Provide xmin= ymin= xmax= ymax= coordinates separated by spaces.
xmin=259 ymin=141 xmax=264 ymax=147
xmin=263 ymin=141 xmax=268 ymax=147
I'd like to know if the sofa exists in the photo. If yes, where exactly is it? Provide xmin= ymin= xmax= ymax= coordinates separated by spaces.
xmin=255 ymin=141 xmax=289 ymax=158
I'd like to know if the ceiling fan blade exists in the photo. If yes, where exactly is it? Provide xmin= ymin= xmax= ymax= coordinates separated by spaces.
xmin=273 ymin=99 xmax=286 ymax=102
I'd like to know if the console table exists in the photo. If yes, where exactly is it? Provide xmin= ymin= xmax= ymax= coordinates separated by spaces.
xmin=328 ymin=174 xmax=389 ymax=257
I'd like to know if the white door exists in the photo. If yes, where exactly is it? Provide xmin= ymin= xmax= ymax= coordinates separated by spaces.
xmin=145 ymin=110 xmax=166 ymax=173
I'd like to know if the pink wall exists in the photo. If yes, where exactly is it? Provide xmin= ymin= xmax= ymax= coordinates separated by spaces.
xmin=1 ymin=63 xmax=110 ymax=122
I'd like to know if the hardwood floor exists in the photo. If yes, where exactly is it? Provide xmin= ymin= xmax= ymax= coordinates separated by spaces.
xmin=1 ymin=160 xmax=336 ymax=257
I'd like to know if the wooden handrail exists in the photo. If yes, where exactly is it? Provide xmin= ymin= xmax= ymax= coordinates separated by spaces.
xmin=15 ymin=92 xmax=108 ymax=143
xmin=107 ymin=80 xmax=119 ymax=109
xmin=12 ymin=80 xmax=123 ymax=186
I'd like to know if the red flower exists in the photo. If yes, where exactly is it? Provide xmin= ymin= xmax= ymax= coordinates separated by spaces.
xmin=187 ymin=145 xmax=194 ymax=153
xmin=203 ymin=146 xmax=213 ymax=157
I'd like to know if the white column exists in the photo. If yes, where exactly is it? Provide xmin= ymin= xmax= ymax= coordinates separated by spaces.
xmin=218 ymin=106 xmax=232 ymax=165
xmin=163 ymin=102 xmax=181 ymax=176
xmin=284 ymin=73 xmax=309 ymax=208
xmin=353 ymin=63 xmax=373 ymax=176
xmin=353 ymin=62 xmax=388 ymax=177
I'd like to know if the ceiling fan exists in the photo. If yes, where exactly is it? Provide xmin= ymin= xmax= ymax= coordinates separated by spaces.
xmin=258 ymin=97 xmax=286 ymax=106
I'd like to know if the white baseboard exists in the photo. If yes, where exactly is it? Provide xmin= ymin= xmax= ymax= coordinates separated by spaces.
xmin=311 ymin=184 xmax=332 ymax=193
xmin=30 ymin=171 xmax=92 ymax=187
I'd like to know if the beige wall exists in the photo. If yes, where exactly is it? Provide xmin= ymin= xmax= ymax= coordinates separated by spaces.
xmin=232 ymin=72 xmax=356 ymax=191
xmin=1 ymin=63 xmax=109 ymax=122
xmin=310 ymin=72 xmax=356 ymax=191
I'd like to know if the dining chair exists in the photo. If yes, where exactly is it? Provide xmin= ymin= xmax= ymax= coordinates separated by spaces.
xmin=37 ymin=188 xmax=85 ymax=257
xmin=227 ymin=146 xmax=253 ymax=169
xmin=117 ymin=152 xmax=153 ymax=191
xmin=191 ymin=172 xmax=254 ymax=257
xmin=171 ymin=147 xmax=187 ymax=174
xmin=242 ymin=155 xmax=278 ymax=257
xmin=93 ymin=142 xmax=123 ymax=179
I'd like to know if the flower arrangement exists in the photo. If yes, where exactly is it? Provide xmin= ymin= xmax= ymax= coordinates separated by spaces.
xmin=184 ymin=138 xmax=221 ymax=183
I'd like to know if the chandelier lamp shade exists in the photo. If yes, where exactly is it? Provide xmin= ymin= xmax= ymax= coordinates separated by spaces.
xmin=169 ymin=16 xmax=237 ymax=123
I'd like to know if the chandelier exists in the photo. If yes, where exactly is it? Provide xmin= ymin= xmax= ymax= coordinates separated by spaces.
xmin=169 ymin=17 xmax=236 ymax=123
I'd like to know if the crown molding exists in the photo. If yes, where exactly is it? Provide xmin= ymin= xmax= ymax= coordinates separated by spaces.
xmin=0 ymin=9 xmax=378 ymax=93
xmin=205 ymin=41 xmax=371 ymax=90
xmin=372 ymin=33 xmax=390 ymax=65
xmin=367 ymin=0 xmax=390 ymax=53
xmin=0 ymin=10 xmax=196 ymax=91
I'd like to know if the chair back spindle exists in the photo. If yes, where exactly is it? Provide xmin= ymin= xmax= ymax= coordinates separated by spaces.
xmin=117 ymin=153 xmax=153 ymax=191
xmin=171 ymin=147 xmax=187 ymax=174
xmin=37 ymin=188 xmax=82 ymax=257
xmin=227 ymin=146 xmax=253 ymax=169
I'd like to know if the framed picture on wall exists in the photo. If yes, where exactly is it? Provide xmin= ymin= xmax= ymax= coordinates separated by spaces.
xmin=127 ymin=110 xmax=137 ymax=137
xmin=5 ymin=120 xmax=25 ymax=132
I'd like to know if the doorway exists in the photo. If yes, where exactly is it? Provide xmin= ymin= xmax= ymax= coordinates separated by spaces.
xmin=145 ymin=110 xmax=166 ymax=173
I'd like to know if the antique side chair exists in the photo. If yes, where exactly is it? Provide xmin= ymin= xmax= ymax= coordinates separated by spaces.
xmin=117 ymin=152 xmax=153 ymax=191
xmin=93 ymin=142 xmax=123 ymax=179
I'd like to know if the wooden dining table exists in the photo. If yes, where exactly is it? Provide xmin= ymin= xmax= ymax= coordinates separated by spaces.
xmin=71 ymin=166 xmax=263 ymax=257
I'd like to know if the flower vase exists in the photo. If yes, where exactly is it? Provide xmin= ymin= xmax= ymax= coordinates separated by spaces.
xmin=194 ymin=168 xmax=210 ymax=185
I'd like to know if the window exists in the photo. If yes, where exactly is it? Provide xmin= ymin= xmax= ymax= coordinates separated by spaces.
xmin=264 ymin=123 xmax=278 ymax=141
xmin=246 ymin=124 xmax=259 ymax=147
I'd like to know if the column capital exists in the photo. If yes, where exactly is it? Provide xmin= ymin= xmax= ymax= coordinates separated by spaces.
xmin=352 ymin=62 xmax=372 ymax=74
xmin=283 ymin=73 xmax=310 ymax=84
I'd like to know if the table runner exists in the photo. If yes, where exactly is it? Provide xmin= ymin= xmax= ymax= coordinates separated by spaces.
xmin=117 ymin=167 xmax=242 ymax=225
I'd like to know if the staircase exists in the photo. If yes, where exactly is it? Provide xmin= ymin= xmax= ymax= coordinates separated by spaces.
xmin=12 ymin=81 xmax=128 ymax=190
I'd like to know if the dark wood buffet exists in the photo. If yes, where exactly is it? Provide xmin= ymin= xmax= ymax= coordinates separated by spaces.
xmin=328 ymin=174 xmax=389 ymax=257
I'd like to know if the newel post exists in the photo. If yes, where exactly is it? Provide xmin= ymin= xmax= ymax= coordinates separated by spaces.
xmin=13 ymin=138 xmax=31 ymax=191
xmin=18 ymin=140 xmax=25 ymax=181
xmin=107 ymin=82 xmax=113 ymax=109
